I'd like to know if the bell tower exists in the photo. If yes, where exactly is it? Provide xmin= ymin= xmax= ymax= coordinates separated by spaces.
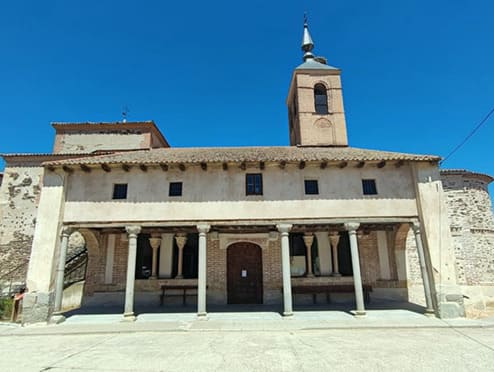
xmin=286 ymin=19 xmax=348 ymax=147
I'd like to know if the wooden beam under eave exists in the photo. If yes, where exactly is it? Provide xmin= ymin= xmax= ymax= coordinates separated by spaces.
xmin=222 ymin=162 xmax=228 ymax=171
xmin=122 ymin=164 xmax=131 ymax=172
xmin=338 ymin=161 xmax=348 ymax=169
xmin=299 ymin=161 xmax=306 ymax=169
xmin=101 ymin=164 xmax=111 ymax=172
xmin=239 ymin=162 xmax=246 ymax=171
xmin=259 ymin=161 xmax=265 ymax=170
xmin=62 ymin=166 xmax=73 ymax=174
xmin=139 ymin=164 xmax=148 ymax=172
xmin=395 ymin=160 xmax=404 ymax=168
xmin=80 ymin=164 xmax=91 ymax=173
xmin=160 ymin=164 xmax=168 ymax=171
xmin=200 ymin=162 xmax=207 ymax=171
xmin=377 ymin=161 xmax=386 ymax=168
xmin=320 ymin=161 xmax=327 ymax=169
xmin=279 ymin=160 xmax=286 ymax=169
xmin=356 ymin=161 xmax=365 ymax=168
xmin=179 ymin=164 xmax=186 ymax=171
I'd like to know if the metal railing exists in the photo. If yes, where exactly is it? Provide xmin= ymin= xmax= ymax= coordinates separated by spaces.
xmin=63 ymin=249 xmax=88 ymax=288
xmin=0 ymin=260 xmax=29 ymax=298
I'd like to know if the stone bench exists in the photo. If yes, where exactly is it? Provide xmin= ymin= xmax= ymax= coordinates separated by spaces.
xmin=291 ymin=284 xmax=372 ymax=304
xmin=159 ymin=285 xmax=199 ymax=306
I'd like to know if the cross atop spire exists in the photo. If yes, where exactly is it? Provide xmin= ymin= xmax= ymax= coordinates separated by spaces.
xmin=301 ymin=13 xmax=314 ymax=61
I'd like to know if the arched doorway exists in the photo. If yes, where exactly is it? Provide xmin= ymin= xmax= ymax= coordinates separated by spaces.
xmin=227 ymin=242 xmax=263 ymax=304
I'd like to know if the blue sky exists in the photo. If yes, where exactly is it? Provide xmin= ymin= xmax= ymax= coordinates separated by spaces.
xmin=1 ymin=1 xmax=493 ymax=192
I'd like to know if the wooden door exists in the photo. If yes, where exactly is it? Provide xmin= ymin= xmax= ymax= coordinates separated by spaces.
xmin=227 ymin=243 xmax=263 ymax=304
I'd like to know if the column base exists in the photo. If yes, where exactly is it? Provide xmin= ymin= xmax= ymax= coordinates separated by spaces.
xmin=424 ymin=308 xmax=436 ymax=317
xmin=122 ymin=312 xmax=136 ymax=322
xmin=197 ymin=312 xmax=208 ymax=320
xmin=351 ymin=310 xmax=367 ymax=318
xmin=175 ymin=275 xmax=184 ymax=279
xmin=49 ymin=314 xmax=66 ymax=324
xmin=283 ymin=311 xmax=294 ymax=317
xmin=306 ymin=273 xmax=315 ymax=278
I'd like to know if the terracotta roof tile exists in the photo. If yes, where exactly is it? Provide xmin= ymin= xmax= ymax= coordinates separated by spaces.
xmin=43 ymin=146 xmax=440 ymax=166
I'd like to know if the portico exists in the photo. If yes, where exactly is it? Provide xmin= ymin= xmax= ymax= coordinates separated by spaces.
xmin=49 ymin=216 xmax=436 ymax=321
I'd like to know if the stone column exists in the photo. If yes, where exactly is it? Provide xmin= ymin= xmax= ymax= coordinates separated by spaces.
xmin=329 ymin=231 xmax=341 ymax=276
xmin=54 ymin=226 xmax=73 ymax=313
xmin=197 ymin=224 xmax=210 ymax=317
xmin=277 ymin=224 xmax=293 ymax=316
xmin=175 ymin=234 xmax=188 ymax=279
xmin=303 ymin=233 xmax=315 ymax=277
xmin=123 ymin=225 xmax=141 ymax=321
xmin=345 ymin=222 xmax=366 ymax=316
xmin=411 ymin=222 xmax=435 ymax=316
xmin=148 ymin=235 xmax=162 ymax=279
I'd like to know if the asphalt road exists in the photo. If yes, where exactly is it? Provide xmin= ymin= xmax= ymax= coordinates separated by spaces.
xmin=1 ymin=327 xmax=493 ymax=371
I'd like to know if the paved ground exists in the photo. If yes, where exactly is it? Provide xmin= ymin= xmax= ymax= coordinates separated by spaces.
xmin=1 ymin=311 xmax=493 ymax=372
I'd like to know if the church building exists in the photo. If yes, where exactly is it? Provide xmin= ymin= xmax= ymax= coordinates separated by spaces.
xmin=1 ymin=21 xmax=493 ymax=324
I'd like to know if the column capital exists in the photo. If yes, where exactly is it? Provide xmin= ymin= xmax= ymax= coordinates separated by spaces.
xmin=197 ymin=224 xmax=211 ymax=234
xmin=175 ymin=234 xmax=187 ymax=249
xmin=410 ymin=221 xmax=421 ymax=234
xmin=329 ymin=231 xmax=340 ymax=246
xmin=344 ymin=222 xmax=360 ymax=232
xmin=61 ymin=226 xmax=74 ymax=238
xmin=125 ymin=225 xmax=142 ymax=237
xmin=302 ymin=233 xmax=314 ymax=248
xmin=148 ymin=237 xmax=161 ymax=250
xmin=276 ymin=224 xmax=292 ymax=234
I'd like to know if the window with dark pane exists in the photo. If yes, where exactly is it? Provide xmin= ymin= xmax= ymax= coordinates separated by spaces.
xmin=314 ymin=84 xmax=328 ymax=114
xmin=112 ymin=183 xmax=128 ymax=199
xmin=169 ymin=182 xmax=183 ymax=197
xmin=304 ymin=180 xmax=319 ymax=195
xmin=246 ymin=173 xmax=263 ymax=195
xmin=362 ymin=179 xmax=378 ymax=195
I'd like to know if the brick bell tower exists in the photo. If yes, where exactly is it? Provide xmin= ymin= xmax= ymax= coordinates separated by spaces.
xmin=286 ymin=18 xmax=348 ymax=147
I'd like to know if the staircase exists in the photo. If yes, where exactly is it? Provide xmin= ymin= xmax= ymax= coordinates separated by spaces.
xmin=63 ymin=248 xmax=88 ymax=288
xmin=0 ymin=260 xmax=29 ymax=298
xmin=0 ymin=248 xmax=88 ymax=298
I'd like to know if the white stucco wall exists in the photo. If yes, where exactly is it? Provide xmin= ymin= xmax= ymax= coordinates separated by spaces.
xmin=61 ymin=163 xmax=418 ymax=223
xmin=55 ymin=133 xmax=147 ymax=153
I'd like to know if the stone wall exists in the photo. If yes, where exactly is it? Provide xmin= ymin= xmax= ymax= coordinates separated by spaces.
xmin=0 ymin=165 xmax=43 ymax=284
xmin=441 ymin=171 xmax=494 ymax=286
xmin=440 ymin=170 xmax=494 ymax=317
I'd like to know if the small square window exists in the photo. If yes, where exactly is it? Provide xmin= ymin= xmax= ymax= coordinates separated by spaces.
xmin=304 ymin=180 xmax=319 ymax=195
xmin=362 ymin=179 xmax=377 ymax=195
xmin=169 ymin=182 xmax=183 ymax=197
xmin=246 ymin=173 xmax=263 ymax=195
xmin=112 ymin=184 xmax=128 ymax=199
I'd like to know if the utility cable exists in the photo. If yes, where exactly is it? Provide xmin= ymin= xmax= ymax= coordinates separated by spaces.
xmin=440 ymin=106 xmax=494 ymax=165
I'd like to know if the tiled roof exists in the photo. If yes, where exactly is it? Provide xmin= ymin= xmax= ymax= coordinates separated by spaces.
xmin=296 ymin=59 xmax=338 ymax=70
xmin=440 ymin=169 xmax=493 ymax=182
xmin=43 ymin=146 xmax=440 ymax=166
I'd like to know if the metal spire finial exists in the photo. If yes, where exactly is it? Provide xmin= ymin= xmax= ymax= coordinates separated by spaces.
xmin=301 ymin=13 xmax=314 ymax=61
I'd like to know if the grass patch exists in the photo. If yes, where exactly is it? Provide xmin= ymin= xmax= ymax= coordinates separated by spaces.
xmin=0 ymin=297 xmax=13 ymax=320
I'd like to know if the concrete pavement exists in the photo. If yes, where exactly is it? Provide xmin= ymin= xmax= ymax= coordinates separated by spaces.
xmin=0 ymin=311 xmax=493 ymax=371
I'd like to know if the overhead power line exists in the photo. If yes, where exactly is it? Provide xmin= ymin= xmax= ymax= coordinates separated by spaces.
xmin=440 ymin=106 xmax=494 ymax=165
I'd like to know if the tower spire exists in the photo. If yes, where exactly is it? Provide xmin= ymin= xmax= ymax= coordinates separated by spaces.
xmin=301 ymin=13 xmax=314 ymax=61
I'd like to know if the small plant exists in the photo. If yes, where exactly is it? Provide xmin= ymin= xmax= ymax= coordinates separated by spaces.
xmin=0 ymin=297 xmax=13 ymax=320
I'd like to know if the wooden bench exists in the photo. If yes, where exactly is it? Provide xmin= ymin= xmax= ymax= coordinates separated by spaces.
xmin=291 ymin=284 xmax=372 ymax=304
xmin=160 ymin=285 xmax=199 ymax=306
